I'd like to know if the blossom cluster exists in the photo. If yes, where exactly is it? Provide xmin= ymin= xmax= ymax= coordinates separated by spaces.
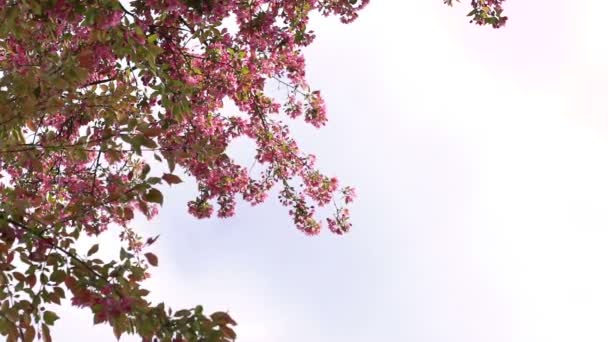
xmin=0 ymin=0 xmax=368 ymax=340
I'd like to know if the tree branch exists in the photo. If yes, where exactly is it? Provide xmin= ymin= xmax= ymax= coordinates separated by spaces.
xmin=81 ymin=77 xmax=116 ymax=88
xmin=3 ymin=217 xmax=106 ymax=282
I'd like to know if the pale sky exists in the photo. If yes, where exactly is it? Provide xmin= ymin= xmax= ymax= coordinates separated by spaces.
xmin=54 ymin=0 xmax=608 ymax=341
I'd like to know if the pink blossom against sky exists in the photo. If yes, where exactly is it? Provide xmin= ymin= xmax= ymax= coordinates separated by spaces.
xmin=55 ymin=1 xmax=608 ymax=341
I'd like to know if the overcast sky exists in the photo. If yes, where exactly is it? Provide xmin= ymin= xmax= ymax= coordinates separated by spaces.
xmin=54 ymin=0 xmax=608 ymax=341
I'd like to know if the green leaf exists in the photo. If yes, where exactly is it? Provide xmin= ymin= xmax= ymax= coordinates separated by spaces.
xmin=31 ymin=3 xmax=42 ymax=16
xmin=143 ymin=188 xmax=163 ymax=205
xmin=147 ymin=33 xmax=159 ymax=44
xmin=50 ymin=270 xmax=66 ymax=283
xmin=195 ymin=305 xmax=203 ymax=315
xmin=166 ymin=155 xmax=176 ymax=173
xmin=174 ymin=309 xmax=190 ymax=317
xmin=87 ymin=244 xmax=99 ymax=256
xmin=147 ymin=177 xmax=162 ymax=185
xmin=113 ymin=316 xmax=128 ymax=340
xmin=119 ymin=247 xmax=132 ymax=261
xmin=43 ymin=311 xmax=59 ymax=326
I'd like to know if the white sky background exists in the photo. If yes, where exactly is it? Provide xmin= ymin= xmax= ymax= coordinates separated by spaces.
xmin=52 ymin=0 xmax=608 ymax=341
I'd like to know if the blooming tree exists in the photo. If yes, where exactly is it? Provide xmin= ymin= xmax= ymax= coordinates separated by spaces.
xmin=0 ymin=0 xmax=505 ymax=341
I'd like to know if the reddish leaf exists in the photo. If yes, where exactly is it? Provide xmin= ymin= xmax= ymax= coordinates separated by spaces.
xmin=142 ymin=127 xmax=162 ymax=137
xmin=13 ymin=272 xmax=25 ymax=282
xmin=220 ymin=325 xmax=237 ymax=339
xmin=146 ymin=235 xmax=160 ymax=246
xmin=42 ymin=324 xmax=52 ymax=342
xmin=24 ymin=325 xmax=35 ymax=342
xmin=26 ymin=273 xmax=36 ymax=287
xmin=124 ymin=207 xmax=134 ymax=220
xmin=162 ymin=173 xmax=182 ymax=185
xmin=211 ymin=312 xmax=237 ymax=326
xmin=144 ymin=252 xmax=158 ymax=267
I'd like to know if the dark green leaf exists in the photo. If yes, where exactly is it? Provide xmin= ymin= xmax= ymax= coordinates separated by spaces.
xmin=87 ymin=244 xmax=99 ymax=256
xmin=43 ymin=311 xmax=59 ymax=326
xmin=143 ymin=188 xmax=163 ymax=205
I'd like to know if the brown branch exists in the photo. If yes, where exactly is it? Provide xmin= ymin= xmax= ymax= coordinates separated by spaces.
xmin=119 ymin=2 xmax=136 ymax=18
xmin=271 ymin=76 xmax=308 ymax=96
xmin=0 ymin=134 xmax=117 ymax=153
xmin=0 ymin=145 xmax=177 ymax=154
xmin=178 ymin=16 xmax=195 ymax=34
xmin=4 ymin=217 xmax=107 ymax=281
xmin=81 ymin=77 xmax=116 ymax=88
xmin=90 ymin=148 xmax=103 ymax=195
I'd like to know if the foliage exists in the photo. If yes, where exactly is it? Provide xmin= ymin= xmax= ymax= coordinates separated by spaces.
xmin=445 ymin=0 xmax=508 ymax=28
xmin=0 ymin=0 xmax=502 ymax=341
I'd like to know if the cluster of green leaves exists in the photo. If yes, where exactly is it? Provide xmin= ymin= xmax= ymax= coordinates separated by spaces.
xmin=444 ymin=0 xmax=508 ymax=28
